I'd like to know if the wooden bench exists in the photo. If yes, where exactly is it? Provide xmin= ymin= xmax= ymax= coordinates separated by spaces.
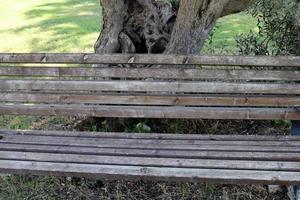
xmin=0 ymin=53 xmax=300 ymax=186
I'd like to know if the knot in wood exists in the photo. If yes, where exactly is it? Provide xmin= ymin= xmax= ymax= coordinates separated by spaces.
xmin=183 ymin=57 xmax=189 ymax=64
xmin=140 ymin=167 xmax=151 ymax=174
xmin=128 ymin=56 xmax=135 ymax=64
xmin=83 ymin=54 xmax=89 ymax=62
xmin=41 ymin=56 xmax=47 ymax=63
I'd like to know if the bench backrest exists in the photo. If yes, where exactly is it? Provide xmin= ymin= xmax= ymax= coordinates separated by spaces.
xmin=0 ymin=53 xmax=299 ymax=120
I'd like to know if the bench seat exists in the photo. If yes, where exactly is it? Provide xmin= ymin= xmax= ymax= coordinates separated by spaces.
xmin=0 ymin=130 xmax=300 ymax=185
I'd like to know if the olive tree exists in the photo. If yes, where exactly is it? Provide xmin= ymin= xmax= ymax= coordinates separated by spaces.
xmin=95 ymin=0 xmax=254 ymax=55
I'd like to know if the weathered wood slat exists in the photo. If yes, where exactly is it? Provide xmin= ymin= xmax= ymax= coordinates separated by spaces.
xmin=3 ymin=134 xmax=300 ymax=147
xmin=0 ymin=160 xmax=299 ymax=185
xmin=0 ymin=53 xmax=300 ymax=67
xmin=1 ymin=151 xmax=299 ymax=171
xmin=0 ymin=129 xmax=297 ymax=141
xmin=1 ymin=80 xmax=300 ymax=94
xmin=0 ymin=104 xmax=299 ymax=120
xmin=1 ymin=93 xmax=300 ymax=107
xmin=1 ymin=143 xmax=299 ymax=161
xmin=1 ymin=67 xmax=300 ymax=81
xmin=2 ymin=140 xmax=299 ymax=152
xmin=2 ymin=134 xmax=300 ymax=152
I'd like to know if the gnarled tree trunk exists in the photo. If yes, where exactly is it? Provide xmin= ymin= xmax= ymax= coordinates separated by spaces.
xmin=95 ymin=0 xmax=254 ymax=55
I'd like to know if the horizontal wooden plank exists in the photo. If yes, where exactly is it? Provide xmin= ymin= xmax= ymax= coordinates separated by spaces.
xmin=1 ymin=93 xmax=300 ymax=107
xmin=1 ymin=143 xmax=299 ymax=161
xmin=2 ymin=140 xmax=299 ymax=153
xmin=1 ymin=151 xmax=299 ymax=172
xmin=2 ymin=134 xmax=300 ymax=147
xmin=1 ymin=133 xmax=300 ymax=152
xmin=1 ymin=129 xmax=297 ymax=141
xmin=1 ymin=67 xmax=300 ymax=81
xmin=0 ymin=104 xmax=299 ymax=120
xmin=0 ymin=80 xmax=300 ymax=94
xmin=0 ymin=53 xmax=300 ymax=67
xmin=0 ymin=160 xmax=300 ymax=185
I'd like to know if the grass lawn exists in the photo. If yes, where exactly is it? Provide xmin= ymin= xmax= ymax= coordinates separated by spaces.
xmin=0 ymin=0 xmax=101 ymax=53
xmin=208 ymin=13 xmax=258 ymax=53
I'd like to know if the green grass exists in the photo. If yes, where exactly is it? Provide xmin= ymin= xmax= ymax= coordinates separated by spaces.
xmin=203 ymin=13 xmax=258 ymax=54
xmin=0 ymin=0 xmax=101 ymax=53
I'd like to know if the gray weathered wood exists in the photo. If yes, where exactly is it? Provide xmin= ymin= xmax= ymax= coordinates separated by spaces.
xmin=1 ymin=66 xmax=300 ymax=81
xmin=1 ymin=93 xmax=299 ymax=107
xmin=1 ymin=143 xmax=299 ymax=161
xmin=0 ymin=160 xmax=300 ymax=185
xmin=0 ymin=53 xmax=300 ymax=67
xmin=1 ymin=129 xmax=298 ymax=141
xmin=3 ymin=134 xmax=300 ymax=147
xmin=1 ymin=151 xmax=299 ymax=171
xmin=1 ymin=80 xmax=300 ymax=94
xmin=0 ymin=104 xmax=299 ymax=120
xmin=1 ymin=130 xmax=300 ymax=185
xmin=2 ymin=139 xmax=299 ymax=152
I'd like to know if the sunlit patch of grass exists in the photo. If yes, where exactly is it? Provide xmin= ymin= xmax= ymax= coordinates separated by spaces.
xmin=0 ymin=0 xmax=101 ymax=53
xmin=203 ymin=12 xmax=258 ymax=54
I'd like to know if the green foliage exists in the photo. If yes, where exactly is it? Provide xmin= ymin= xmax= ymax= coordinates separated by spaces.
xmin=165 ymin=0 xmax=180 ymax=7
xmin=236 ymin=0 xmax=300 ymax=55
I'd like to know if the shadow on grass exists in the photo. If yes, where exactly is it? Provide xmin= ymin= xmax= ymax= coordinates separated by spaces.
xmin=1 ymin=0 xmax=102 ymax=52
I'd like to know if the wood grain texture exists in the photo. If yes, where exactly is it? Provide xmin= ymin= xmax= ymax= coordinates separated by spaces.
xmin=1 ymin=129 xmax=298 ymax=141
xmin=1 ymin=143 xmax=299 ymax=161
xmin=0 ymin=130 xmax=300 ymax=185
xmin=1 ymin=151 xmax=300 ymax=171
xmin=2 ymin=134 xmax=300 ymax=147
xmin=1 ymin=160 xmax=300 ymax=185
xmin=1 ymin=80 xmax=300 ymax=94
xmin=0 ymin=104 xmax=299 ymax=120
xmin=1 ymin=93 xmax=299 ymax=107
xmin=1 ymin=66 xmax=300 ymax=81
xmin=0 ymin=53 xmax=299 ymax=67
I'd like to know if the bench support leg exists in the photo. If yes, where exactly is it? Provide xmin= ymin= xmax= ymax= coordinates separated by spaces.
xmin=291 ymin=121 xmax=300 ymax=200
xmin=292 ymin=121 xmax=300 ymax=136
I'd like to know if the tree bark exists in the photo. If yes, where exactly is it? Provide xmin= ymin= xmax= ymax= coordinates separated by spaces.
xmin=94 ymin=0 xmax=126 ymax=54
xmin=94 ymin=0 xmax=254 ymax=55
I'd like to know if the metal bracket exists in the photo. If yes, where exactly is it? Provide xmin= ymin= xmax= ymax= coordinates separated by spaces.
xmin=292 ymin=121 xmax=300 ymax=136
xmin=291 ymin=120 xmax=300 ymax=200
